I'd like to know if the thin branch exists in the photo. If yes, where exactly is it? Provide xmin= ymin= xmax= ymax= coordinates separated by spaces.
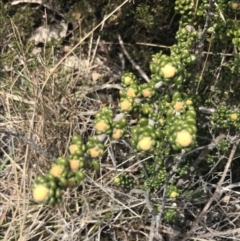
xmin=199 ymin=106 xmax=215 ymax=114
xmin=189 ymin=134 xmax=226 ymax=173
xmin=117 ymin=34 xmax=150 ymax=83
xmin=198 ymin=227 xmax=240 ymax=239
xmin=0 ymin=130 xmax=56 ymax=161
xmin=181 ymin=139 xmax=240 ymax=241
xmin=192 ymin=0 xmax=214 ymax=92
xmin=155 ymin=152 xmax=186 ymax=235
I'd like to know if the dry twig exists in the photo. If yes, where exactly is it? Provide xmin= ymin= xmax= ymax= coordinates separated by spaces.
xmin=117 ymin=34 xmax=150 ymax=83
xmin=181 ymin=139 xmax=240 ymax=241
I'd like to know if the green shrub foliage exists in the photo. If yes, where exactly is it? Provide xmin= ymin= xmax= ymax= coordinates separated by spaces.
xmin=31 ymin=0 xmax=240 ymax=224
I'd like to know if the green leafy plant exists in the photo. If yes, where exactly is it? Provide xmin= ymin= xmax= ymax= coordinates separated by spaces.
xmin=28 ymin=0 xmax=240 ymax=234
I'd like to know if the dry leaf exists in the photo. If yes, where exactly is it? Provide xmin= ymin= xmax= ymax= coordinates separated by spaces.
xmin=63 ymin=56 xmax=89 ymax=72
xmin=29 ymin=22 xmax=68 ymax=44
xmin=92 ymin=72 xmax=101 ymax=82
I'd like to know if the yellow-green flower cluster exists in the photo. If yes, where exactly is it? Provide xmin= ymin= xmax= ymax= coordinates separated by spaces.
xmin=112 ymin=113 xmax=127 ymax=140
xmin=163 ymin=208 xmax=178 ymax=223
xmin=119 ymin=73 xmax=140 ymax=113
xmin=166 ymin=184 xmax=180 ymax=199
xmin=86 ymin=136 xmax=105 ymax=159
xmin=113 ymin=173 xmax=135 ymax=189
xmin=130 ymin=118 xmax=161 ymax=152
xmin=94 ymin=107 xmax=113 ymax=134
xmin=211 ymin=105 xmax=240 ymax=129
xmin=163 ymin=92 xmax=197 ymax=150
xmin=150 ymin=52 xmax=185 ymax=88
xmin=32 ymin=135 xmax=86 ymax=204
xmin=140 ymin=83 xmax=156 ymax=99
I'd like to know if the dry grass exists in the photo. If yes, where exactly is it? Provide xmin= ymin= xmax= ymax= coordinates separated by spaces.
xmin=1 ymin=1 xmax=240 ymax=241
xmin=0 ymin=2 xmax=153 ymax=240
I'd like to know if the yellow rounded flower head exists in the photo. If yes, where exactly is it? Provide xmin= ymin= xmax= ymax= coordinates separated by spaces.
xmin=69 ymin=144 xmax=79 ymax=154
xmin=142 ymin=88 xmax=152 ymax=98
xmin=119 ymin=99 xmax=132 ymax=112
xmin=230 ymin=113 xmax=238 ymax=120
xmin=95 ymin=120 xmax=108 ymax=132
xmin=89 ymin=147 xmax=101 ymax=158
xmin=174 ymin=101 xmax=184 ymax=111
xmin=123 ymin=76 xmax=132 ymax=85
xmin=185 ymin=99 xmax=193 ymax=106
xmin=176 ymin=130 xmax=192 ymax=147
xmin=113 ymin=176 xmax=121 ymax=185
xmin=170 ymin=191 xmax=179 ymax=199
xmin=33 ymin=184 xmax=49 ymax=202
xmin=161 ymin=64 xmax=177 ymax=78
xmin=138 ymin=137 xmax=153 ymax=151
xmin=69 ymin=159 xmax=80 ymax=171
xmin=112 ymin=129 xmax=123 ymax=140
xmin=49 ymin=165 xmax=64 ymax=178
xmin=159 ymin=118 xmax=164 ymax=124
xmin=126 ymin=88 xmax=136 ymax=97
xmin=232 ymin=2 xmax=239 ymax=9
